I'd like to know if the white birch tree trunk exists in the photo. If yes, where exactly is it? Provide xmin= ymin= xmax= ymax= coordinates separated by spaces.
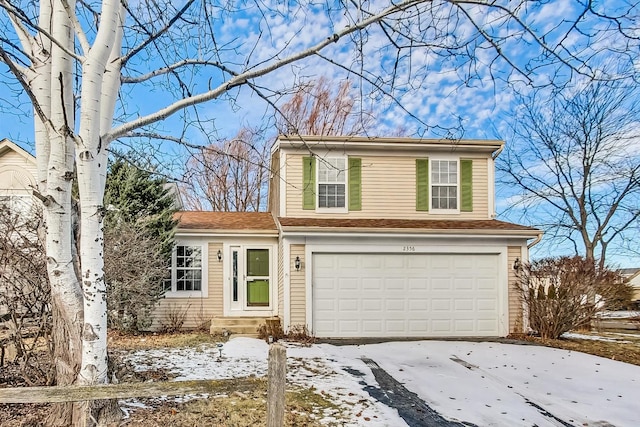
xmin=28 ymin=2 xmax=85 ymax=424
xmin=72 ymin=1 xmax=125 ymax=424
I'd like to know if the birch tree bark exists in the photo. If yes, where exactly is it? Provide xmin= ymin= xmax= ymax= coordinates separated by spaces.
xmin=30 ymin=1 xmax=84 ymax=423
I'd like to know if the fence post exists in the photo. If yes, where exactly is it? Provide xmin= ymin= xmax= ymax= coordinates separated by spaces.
xmin=267 ymin=343 xmax=286 ymax=427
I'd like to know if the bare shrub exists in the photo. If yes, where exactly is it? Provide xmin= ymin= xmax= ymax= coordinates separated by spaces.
xmin=257 ymin=319 xmax=285 ymax=342
xmin=286 ymin=324 xmax=316 ymax=346
xmin=517 ymin=256 xmax=629 ymax=339
xmin=0 ymin=204 xmax=53 ymax=384
xmin=161 ymin=303 xmax=191 ymax=332
xmin=257 ymin=321 xmax=316 ymax=345
xmin=193 ymin=307 xmax=213 ymax=332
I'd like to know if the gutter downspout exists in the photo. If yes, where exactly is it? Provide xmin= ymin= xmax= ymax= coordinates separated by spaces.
xmin=490 ymin=143 xmax=505 ymax=219
xmin=492 ymin=144 xmax=504 ymax=160
xmin=527 ymin=232 xmax=543 ymax=249
xmin=273 ymin=213 xmax=289 ymax=333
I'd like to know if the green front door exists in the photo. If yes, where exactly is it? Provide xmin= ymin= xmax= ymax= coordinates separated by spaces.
xmin=246 ymin=249 xmax=269 ymax=306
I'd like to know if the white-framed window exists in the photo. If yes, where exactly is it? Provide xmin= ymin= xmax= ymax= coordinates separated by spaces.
xmin=165 ymin=243 xmax=207 ymax=297
xmin=431 ymin=159 xmax=458 ymax=210
xmin=176 ymin=245 xmax=202 ymax=291
xmin=317 ymin=157 xmax=346 ymax=209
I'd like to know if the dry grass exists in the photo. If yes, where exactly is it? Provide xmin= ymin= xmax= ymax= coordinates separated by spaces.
xmin=510 ymin=329 xmax=640 ymax=366
xmin=121 ymin=379 xmax=340 ymax=426
xmin=108 ymin=330 xmax=219 ymax=350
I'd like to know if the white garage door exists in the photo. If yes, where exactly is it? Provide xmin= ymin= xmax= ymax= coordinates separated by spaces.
xmin=312 ymin=253 xmax=501 ymax=338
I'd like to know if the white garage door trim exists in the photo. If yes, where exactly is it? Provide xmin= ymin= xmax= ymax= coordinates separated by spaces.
xmin=305 ymin=244 xmax=508 ymax=338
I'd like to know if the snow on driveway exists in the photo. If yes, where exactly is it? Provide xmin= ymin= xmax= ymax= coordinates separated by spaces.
xmin=124 ymin=338 xmax=639 ymax=426
xmin=308 ymin=341 xmax=639 ymax=426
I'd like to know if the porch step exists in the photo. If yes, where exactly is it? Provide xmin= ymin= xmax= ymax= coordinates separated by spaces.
xmin=210 ymin=316 xmax=280 ymax=336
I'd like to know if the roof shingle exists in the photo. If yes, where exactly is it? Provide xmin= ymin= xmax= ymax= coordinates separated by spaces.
xmin=278 ymin=217 xmax=539 ymax=233
xmin=175 ymin=211 xmax=277 ymax=231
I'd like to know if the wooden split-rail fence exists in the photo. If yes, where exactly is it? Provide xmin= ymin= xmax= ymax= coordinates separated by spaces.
xmin=0 ymin=343 xmax=287 ymax=427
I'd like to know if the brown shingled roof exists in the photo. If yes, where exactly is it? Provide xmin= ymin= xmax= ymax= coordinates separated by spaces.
xmin=278 ymin=217 xmax=539 ymax=233
xmin=176 ymin=211 xmax=277 ymax=231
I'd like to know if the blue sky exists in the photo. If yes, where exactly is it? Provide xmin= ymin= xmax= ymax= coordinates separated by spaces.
xmin=1 ymin=1 xmax=639 ymax=266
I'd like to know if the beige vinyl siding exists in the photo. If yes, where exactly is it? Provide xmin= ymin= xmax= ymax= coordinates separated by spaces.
xmin=268 ymin=150 xmax=280 ymax=215
xmin=471 ymin=158 xmax=488 ymax=218
xmin=277 ymin=239 xmax=284 ymax=320
xmin=151 ymin=242 xmax=223 ymax=330
xmin=507 ymin=246 xmax=523 ymax=333
xmin=0 ymin=150 xmax=37 ymax=191
xmin=289 ymin=244 xmax=306 ymax=326
xmin=0 ymin=150 xmax=37 ymax=175
xmin=285 ymin=153 xmax=489 ymax=219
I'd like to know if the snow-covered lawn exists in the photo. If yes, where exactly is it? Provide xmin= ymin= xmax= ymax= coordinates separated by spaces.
xmin=597 ymin=310 xmax=640 ymax=319
xmin=123 ymin=338 xmax=640 ymax=426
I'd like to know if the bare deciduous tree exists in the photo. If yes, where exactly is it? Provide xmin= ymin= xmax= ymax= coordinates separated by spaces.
xmin=498 ymin=81 xmax=640 ymax=267
xmin=276 ymin=77 xmax=374 ymax=136
xmin=183 ymin=78 xmax=376 ymax=211
xmin=0 ymin=1 xmax=638 ymax=424
xmin=182 ymin=128 xmax=269 ymax=211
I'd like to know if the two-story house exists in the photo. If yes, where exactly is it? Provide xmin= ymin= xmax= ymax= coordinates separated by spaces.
xmin=156 ymin=135 xmax=541 ymax=338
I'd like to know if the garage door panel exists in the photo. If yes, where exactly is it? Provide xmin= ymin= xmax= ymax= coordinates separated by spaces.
xmin=362 ymin=299 xmax=382 ymax=311
xmin=384 ymin=278 xmax=405 ymax=291
xmin=455 ymin=299 xmax=474 ymax=311
xmin=338 ymin=277 xmax=359 ymax=290
xmin=386 ymin=320 xmax=408 ymax=332
xmin=454 ymin=278 xmax=473 ymax=290
xmin=409 ymin=299 xmax=429 ymax=311
xmin=408 ymin=320 xmax=429 ymax=332
xmin=338 ymin=299 xmax=358 ymax=312
xmin=454 ymin=319 xmax=475 ymax=332
xmin=432 ymin=319 xmax=453 ymax=333
xmin=477 ymin=298 xmax=497 ymax=310
xmin=407 ymin=278 xmax=428 ymax=290
xmin=363 ymin=278 xmax=383 ymax=290
xmin=313 ymin=253 xmax=501 ymax=337
xmin=477 ymin=278 xmax=496 ymax=290
xmin=338 ymin=320 xmax=359 ymax=333
xmin=337 ymin=256 xmax=359 ymax=269
xmin=382 ymin=255 xmax=404 ymax=268
xmin=431 ymin=299 xmax=451 ymax=311
xmin=362 ymin=320 xmax=383 ymax=333
xmin=385 ymin=299 xmax=406 ymax=311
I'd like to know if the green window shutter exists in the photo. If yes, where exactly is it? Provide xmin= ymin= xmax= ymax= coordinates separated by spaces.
xmin=302 ymin=156 xmax=316 ymax=210
xmin=460 ymin=159 xmax=473 ymax=212
xmin=416 ymin=158 xmax=429 ymax=211
xmin=348 ymin=157 xmax=362 ymax=211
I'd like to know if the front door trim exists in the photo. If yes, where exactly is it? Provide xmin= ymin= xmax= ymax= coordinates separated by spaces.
xmin=223 ymin=242 xmax=276 ymax=317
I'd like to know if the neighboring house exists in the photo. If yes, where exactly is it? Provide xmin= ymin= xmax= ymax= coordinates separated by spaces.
xmin=155 ymin=135 xmax=542 ymax=338
xmin=0 ymin=139 xmax=38 ymax=319
xmin=619 ymin=268 xmax=640 ymax=302
xmin=0 ymin=139 xmax=37 ymax=214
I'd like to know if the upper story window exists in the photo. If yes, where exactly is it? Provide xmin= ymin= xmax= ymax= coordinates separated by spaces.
xmin=431 ymin=160 xmax=458 ymax=210
xmin=318 ymin=157 xmax=346 ymax=208
xmin=303 ymin=156 xmax=361 ymax=212
xmin=416 ymin=158 xmax=472 ymax=213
